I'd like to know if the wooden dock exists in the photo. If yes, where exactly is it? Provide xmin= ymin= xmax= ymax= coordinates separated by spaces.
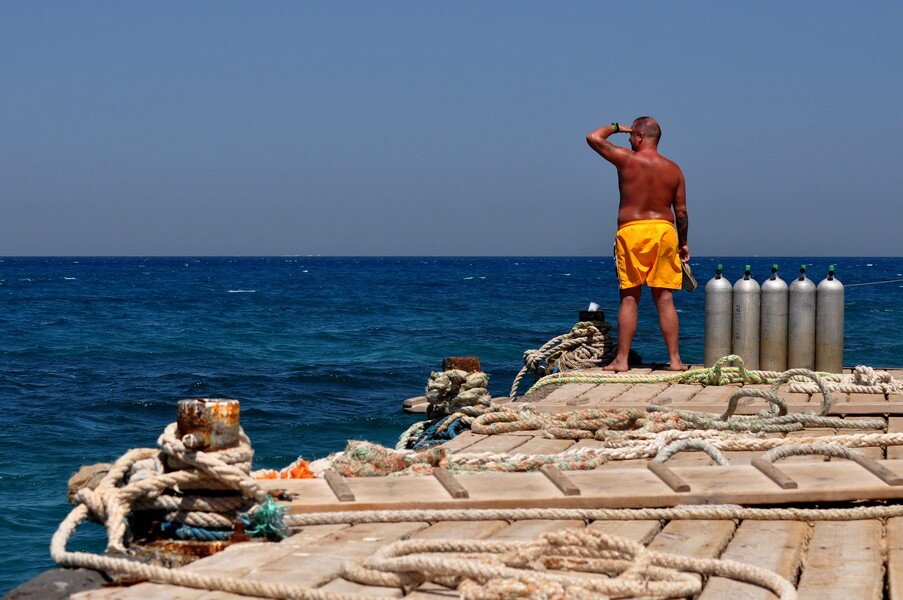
xmin=73 ymin=367 xmax=903 ymax=600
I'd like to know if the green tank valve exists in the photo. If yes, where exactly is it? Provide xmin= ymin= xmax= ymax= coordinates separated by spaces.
xmin=800 ymin=264 xmax=806 ymax=272
xmin=717 ymin=263 xmax=723 ymax=271
xmin=772 ymin=264 xmax=778 ymax=271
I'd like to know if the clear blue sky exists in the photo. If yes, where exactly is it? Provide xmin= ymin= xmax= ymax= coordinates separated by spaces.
xmin=2 ymin=1 xmax=901 ymax=256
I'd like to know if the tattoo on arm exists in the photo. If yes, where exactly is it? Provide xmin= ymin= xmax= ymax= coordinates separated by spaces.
xmin=676 ymin=214 xmax=688 ymax=247
xmin=588 ymin=135 xmax=617 ymax=154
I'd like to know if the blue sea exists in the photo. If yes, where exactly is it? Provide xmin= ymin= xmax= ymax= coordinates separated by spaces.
xmin=1 ymin=256 xmax=901 ymax=594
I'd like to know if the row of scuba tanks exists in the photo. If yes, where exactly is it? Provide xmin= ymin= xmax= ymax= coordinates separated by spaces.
xmin=704 ymin=264 xmax=844 ymax=373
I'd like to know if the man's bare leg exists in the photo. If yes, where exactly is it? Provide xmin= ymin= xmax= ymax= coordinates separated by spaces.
xmin=604 ymin=286 xmax=641 ymax=372
xmin=651 ymin=287 xmax=687 ymax=371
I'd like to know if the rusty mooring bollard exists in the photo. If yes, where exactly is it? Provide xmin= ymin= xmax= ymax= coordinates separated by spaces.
xmin=177 ymin=398 xmax=241 ymax=450
xmin=441 ymin=356 xmax=481 ymax=372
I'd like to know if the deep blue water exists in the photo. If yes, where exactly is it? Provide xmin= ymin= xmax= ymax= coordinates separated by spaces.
xmin=1 ymin=256 xmax=901 ymax=593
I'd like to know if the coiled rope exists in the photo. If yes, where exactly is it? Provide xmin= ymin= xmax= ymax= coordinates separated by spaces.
xmin=341 ymin=529 xmax=796 ymax=600
xmin=400 ymin=362 xmax=888 ymax=452
xmin=52 ymin=424 xmax=815 ymax=599
xmin=425 ymin=369 xmax=492 ymax=418
xmin=526 ymin=354 xmax=903 ymax=396
xmin=509 ymin=321 xmax=615 ymax=400
xmin=54 ymin=422 xmax=276 ymax=559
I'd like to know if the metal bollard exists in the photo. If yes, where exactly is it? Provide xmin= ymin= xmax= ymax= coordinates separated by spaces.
xmin=442 ymin=356 xmax=481 ymax=373
xmin=176 ymin=398 xmax=241 ymax=450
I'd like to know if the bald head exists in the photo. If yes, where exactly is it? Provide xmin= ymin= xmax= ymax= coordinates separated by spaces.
xmin=632 ymin=116 xmax=661 ymax=144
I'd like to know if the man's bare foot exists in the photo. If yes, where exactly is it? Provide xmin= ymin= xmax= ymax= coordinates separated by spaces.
xmin=668 ymin=362 xmax=689 ymax=371
xmin=604 ymin=360 xmax=629 ymax=372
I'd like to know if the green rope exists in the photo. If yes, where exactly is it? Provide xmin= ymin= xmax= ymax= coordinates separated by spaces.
xmin=525 ymin=355 xmax=835 ymax=395
xmin=242 ymin=496 xmax=287 ymax=541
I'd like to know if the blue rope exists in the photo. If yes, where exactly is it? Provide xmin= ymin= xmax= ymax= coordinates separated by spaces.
xmin=413 ymin=416 xmax=463 ymax=449
xmin=159 ymin=498 xmax=288 ymax=543
xmin=161 ymin=521 xmax=232 ymax=541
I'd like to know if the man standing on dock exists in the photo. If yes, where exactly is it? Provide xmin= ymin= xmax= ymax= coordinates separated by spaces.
xmin=586 ymin=117 xmax=689 ymax=372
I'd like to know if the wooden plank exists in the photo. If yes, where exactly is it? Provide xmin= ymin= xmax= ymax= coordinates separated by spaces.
xmin=100 ymin=523 xmax=427 ymax=600
xmin=648 ymin=383 xmax=701 ymax=406
xmin=682 ymin=385 xmax=739 ymax=406
xmin=324 ymin=469 xmax=355 ymax=502
xmin=648 ymin=461 xmax=690 ymax=492
xmin=491 ymin=519 xmax=585 ymax=540
xmin=79 ymin=584 xmax=203 ymax=599
xmin=411 ymin=520 xmax=509 ymax=540
xmin=785 ymin=428 xmax=883 ymax=461
xmin=598 ymin=457 xmax=648 ymax=470
xmin=543 ymin=383 xmax=597 ymax=404
xmin=570 ymin=438 xmax=605 ymax=449
xmin=324 ymin=475 xmax=459 ymax=507
xmin=463 ymin=433 xmax=530 ymax=453
xmin=568 ymin=383 xmax=632 ymax=406
xmin=270 ymin=459 xmax=903 ymax=513
xmin=665 ymin=451 xmax=725 ymax=467
xmin=752 ymin=456 xmax=798 ymax=489
xmin=849 ymin=392 xmax=887 ymax=405
xmin=812 ymin=391 xmax=849 ymax=407
xmin=187 ymin=526 xmax=345 ymax=577
xmin=851 ymin=453 xmax=903 ymax=485
xmin=698 ymin=520 xmax=809 ymax=600
xmin=317 ymin=577 xmax=402 ymax=597
xmin=646 ymin=519 xmax=736 ymax=598
xmin=245 ymin=522 xmax=429 ymax=588
xmin=433 ymin=467 xmax=468 ymax=499
xmin=774 ymin=385 xmax=811 ymax=406
xmin=586 ymin=519 xmax=662 ymax=544
xmin=540 ymin=464 xmax=580 ymax=496
xmin=887 ymin=517 xmax=903 ymax=600
xmin=513 ymin=437 xmax=575 ymax=454
xmin=795 ymin=520 xmax=883 ymax=600
xmin=440 ymin=430 xmax=486 ymax=452
xmin=607 ymin=382 xmax=669 ymax=405
xmin=889 ymin=417 xmax=903 ymax=460
xmin=647 ymin=519 xmax=736 ymax=559
xmin=404 ymin=520 xmax=511 ymax=599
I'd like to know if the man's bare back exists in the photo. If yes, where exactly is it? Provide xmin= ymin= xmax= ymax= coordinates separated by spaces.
xmin=586 ymin=116 xmax=690 ymax=372
xmin=615 ymin=152 xmax=684 ymax=226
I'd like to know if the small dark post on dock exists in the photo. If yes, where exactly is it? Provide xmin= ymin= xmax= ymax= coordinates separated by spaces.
xmin=442 ymin=356 xmax=481 ymax=372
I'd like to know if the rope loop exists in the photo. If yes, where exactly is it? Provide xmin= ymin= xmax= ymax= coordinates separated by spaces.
xmin=769 ymin=368 xmax=834 ymax=415
xmin=760 ymin=443 xmax=863 ymax=464
xmin=720 ymin=387 xmax=788 ymax=421
xmin=653 ymin=439 xmax=729 ymax=466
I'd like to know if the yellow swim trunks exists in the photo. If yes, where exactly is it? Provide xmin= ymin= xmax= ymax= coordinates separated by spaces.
xmin=614 ymin=219 xmax=682 ymax=290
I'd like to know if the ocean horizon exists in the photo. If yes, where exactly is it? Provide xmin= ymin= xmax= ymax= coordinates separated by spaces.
xmin=2 ymin=255 xmax=901 ymax=593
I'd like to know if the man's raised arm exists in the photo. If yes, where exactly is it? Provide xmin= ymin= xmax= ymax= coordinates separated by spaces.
xmin=586 ymin=122 xmax=632 ymax=166
xmin=674 ymin=172 xmax=690 ymax=261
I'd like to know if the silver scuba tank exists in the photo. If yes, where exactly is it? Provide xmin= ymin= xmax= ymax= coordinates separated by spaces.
xmin=788 ymin=264 xmax=816 ymax=369
xmin=759 ymin=264 xmax=788 ymax=372
xmin=816 ymin=265 xmax=844 ymax=373
xmin=732 ymin=264 xmax=761 ymax=369
xmin=704 ymin=264 xmax=733 ymax=366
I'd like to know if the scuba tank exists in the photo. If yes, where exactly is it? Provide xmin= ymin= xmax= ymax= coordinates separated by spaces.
xmin=816 ymin=265 xmax=845 ymax=373
xmin=732 ymin=264 xmax=761 ymax=369
xmin=759 ymin=264 xmax=788 ymax=371
xmin=788 ymin=264 xmax=816 ymax=369
xmin=704 ymin=264 xmax=733 ymax=366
